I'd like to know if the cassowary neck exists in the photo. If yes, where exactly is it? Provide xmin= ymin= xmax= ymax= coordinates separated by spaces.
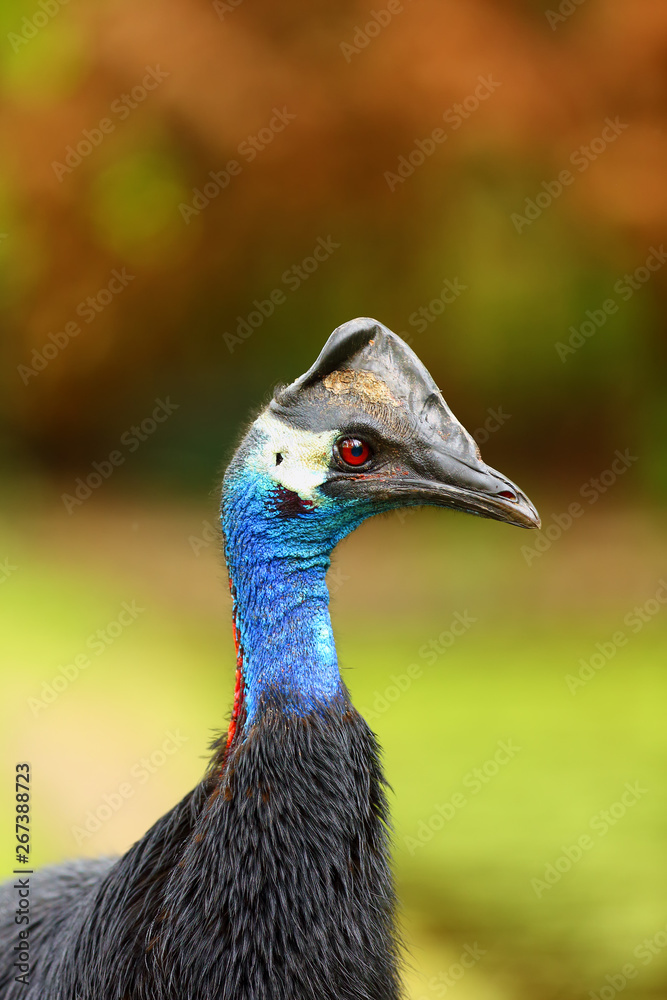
xmin=221 ymin=471 xmax=351 ymax=729
xmin=226 ymin=536 xmax=339 ymax=720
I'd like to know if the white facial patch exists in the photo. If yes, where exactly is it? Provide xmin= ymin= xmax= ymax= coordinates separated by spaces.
xmin=251 ymin=409 xmax=338 ymax=501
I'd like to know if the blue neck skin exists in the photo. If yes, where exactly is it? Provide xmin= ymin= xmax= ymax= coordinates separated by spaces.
xmin=221 ymin=454 xmax=374 ymax=726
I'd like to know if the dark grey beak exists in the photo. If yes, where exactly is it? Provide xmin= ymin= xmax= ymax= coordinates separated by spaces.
xmin=386 ymin=453 xmax=541 ymax=529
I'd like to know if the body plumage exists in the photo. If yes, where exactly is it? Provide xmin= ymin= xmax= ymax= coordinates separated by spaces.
xmin=0 ymin=318 xmax=539 ymax=999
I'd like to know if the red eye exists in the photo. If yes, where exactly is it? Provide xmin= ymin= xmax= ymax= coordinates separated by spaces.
xmin=338 ymin=437 xmax=372 ymax=467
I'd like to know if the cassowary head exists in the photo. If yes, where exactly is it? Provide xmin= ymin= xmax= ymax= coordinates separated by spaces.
xmin=222 ymin=318 xmax=540 ymax=550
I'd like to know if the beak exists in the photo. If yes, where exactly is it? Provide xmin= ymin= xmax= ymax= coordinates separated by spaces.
xmin=347 ymin=437 xmax=540 ymax=529
xmin=385 ymin=455 xmax=541 ymax=530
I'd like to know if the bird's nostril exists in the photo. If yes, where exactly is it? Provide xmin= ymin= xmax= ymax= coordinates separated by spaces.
xmin=498 ymin=489 xmax=517 ymax=501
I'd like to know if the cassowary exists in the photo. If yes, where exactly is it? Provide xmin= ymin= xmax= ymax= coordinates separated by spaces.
xmin=0 ymin=318 xmax=539 ymax=999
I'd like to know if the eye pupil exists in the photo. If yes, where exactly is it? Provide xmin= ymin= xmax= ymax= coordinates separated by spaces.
xmin=338 ymin=437 xmax=371 ymax=467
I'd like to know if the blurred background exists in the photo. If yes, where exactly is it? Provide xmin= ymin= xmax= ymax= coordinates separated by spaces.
xmin=1 ymin=0 xmax=666 ymax=996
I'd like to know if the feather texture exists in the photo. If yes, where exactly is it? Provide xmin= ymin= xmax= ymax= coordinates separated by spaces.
xmin=0 ymin=697 xmax=401 ymax=999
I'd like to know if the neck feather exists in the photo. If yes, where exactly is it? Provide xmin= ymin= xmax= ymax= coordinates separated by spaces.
xmin=221 ymin=466 xmax=348 ymax=728
xmin=227 ymin=541 xmax=341 ymax=722
xmin=57 ymin=702 xmax=402 ymax=1000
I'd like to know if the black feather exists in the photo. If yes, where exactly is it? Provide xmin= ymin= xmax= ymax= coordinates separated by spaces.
xmin=0 ymin=693 xmax=402 ymax=999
